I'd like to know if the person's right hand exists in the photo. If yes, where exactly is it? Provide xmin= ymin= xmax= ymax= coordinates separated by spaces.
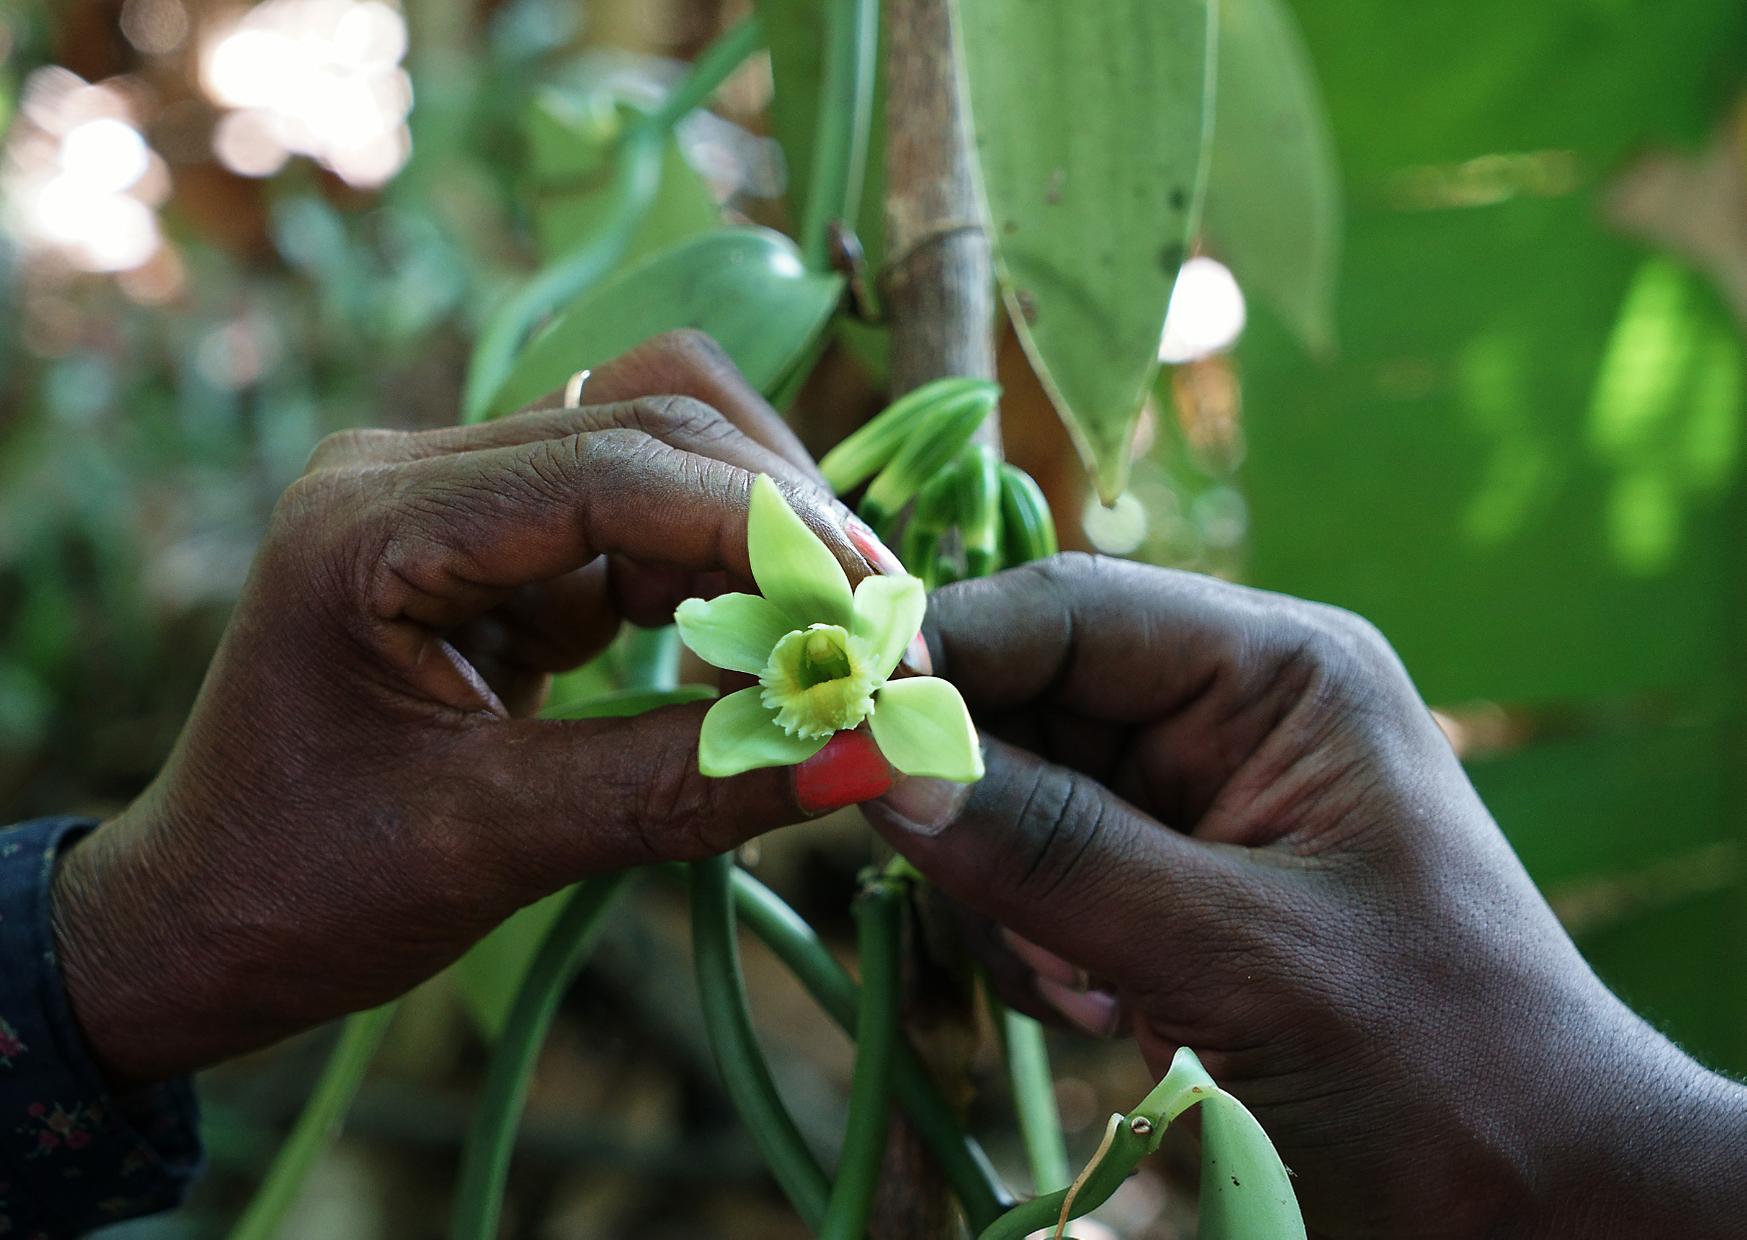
xmin=862 ymin=553 xmax=1747 ymax=1240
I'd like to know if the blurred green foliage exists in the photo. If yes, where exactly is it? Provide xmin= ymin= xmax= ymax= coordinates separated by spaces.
xmin=1239 ymin=0 xmax=1747 ymax=1068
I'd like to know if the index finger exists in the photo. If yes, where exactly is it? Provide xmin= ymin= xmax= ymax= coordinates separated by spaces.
xmin=524 ymin=329 xmax=828 ymax=490
xmin=350 ymin=430 xmax=868 ymax=633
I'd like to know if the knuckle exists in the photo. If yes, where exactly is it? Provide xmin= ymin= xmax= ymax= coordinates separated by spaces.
xmin=628 ymin=394 xmax=731 ymax=443
xmin=1033 ymin=548 xmax=1103 ymax=587
xmin=272 ymin=470 xmax=357 ymax=544
xmin=305 ymin=428 xmax=401 ymax=474
xmin=1301 ymin=603 xmax=1400 ymax=684
xmin=267 ymin=471 xmax=386 ymax=624
xmin=1002 ymin=764 xmax=1117 ymax=904
xmin=630 ymin=745 xmax=730 ymax=861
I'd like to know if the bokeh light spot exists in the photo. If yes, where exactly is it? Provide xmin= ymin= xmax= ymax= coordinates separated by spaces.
xmin=1159 ymin=256 xmax=1246 ymax=364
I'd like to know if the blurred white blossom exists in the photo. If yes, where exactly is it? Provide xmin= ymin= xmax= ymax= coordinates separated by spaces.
xmin=0 ymin=69 xmax=167 ymax=273
xmin=202 ymin=0 xmax=413 ymax=188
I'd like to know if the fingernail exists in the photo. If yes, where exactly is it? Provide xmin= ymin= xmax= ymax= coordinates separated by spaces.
xmin=865 ymin=774 xmax=968 ymax=837
xmin=1036 ymin=977 xmax=1122 ymax=1038
xmin=846 ymin=517 xmax=907 ymax=577
xmin=1001 ymin=927 xmax=1090 ymax=992
xmin=795 ymin=729 xmax=894 ymax=815
xmin=901 ymin=633 xmax=933 ymax=676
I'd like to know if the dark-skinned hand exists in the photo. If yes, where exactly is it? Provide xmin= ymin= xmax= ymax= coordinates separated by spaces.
xmin=51 ymin=331 xmax=904 ymax=1089
xmin=863 ymin=553 xmax=1747 ymax=1240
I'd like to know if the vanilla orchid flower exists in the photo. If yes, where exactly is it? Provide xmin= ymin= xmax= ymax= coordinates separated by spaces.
xmin=675 ymin=474 xmax=984 ymax=782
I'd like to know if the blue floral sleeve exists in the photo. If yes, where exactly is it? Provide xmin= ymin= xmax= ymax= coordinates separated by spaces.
xmin=0 ymin=817 xmax=204 ymax=1238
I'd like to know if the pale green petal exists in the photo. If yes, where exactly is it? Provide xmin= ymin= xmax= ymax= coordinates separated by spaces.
xmin=675 ymin=593 xmax=795 ymax=675
xmin=748 ymin=473 xmax=854 ymax=630
xmin=699 ymin=685 xmax=829 ymax=776
xmin=850 ymin=573 xmax=926 ymax=678
xmin=868 ymin=677 xmax=984 ymax=782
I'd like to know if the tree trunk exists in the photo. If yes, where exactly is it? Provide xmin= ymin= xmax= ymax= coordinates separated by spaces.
xmin=871 ymin=0 xmax=998 ymax=1235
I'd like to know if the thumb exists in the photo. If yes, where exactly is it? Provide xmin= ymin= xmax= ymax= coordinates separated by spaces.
xmin=862 ymin=736 xmax=1289 ymax=999
xmin=452 ymin=706 xmax=895 ymax=885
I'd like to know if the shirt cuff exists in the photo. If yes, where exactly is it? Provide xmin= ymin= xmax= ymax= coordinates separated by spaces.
xmin=0 ymin=816 xmax=204 ymax=1238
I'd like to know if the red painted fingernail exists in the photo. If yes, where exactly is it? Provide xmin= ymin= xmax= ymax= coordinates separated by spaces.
xmin=846 ymin=518 xmax=907 ymax=577
xmin=796 ymin=729 xmax=895 ymax=814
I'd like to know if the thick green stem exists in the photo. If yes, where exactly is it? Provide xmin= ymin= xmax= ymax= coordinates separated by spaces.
xmin=800 ymin=0 xmax=881 ymax=270
xmin=460 ymin=15 xmax=765 ymax=423
xmin=1003 ymin=1006 xmax=1071 ymax=1194
xmin=820 ymin=880 xmax=904 ymax=1240
xmin=718 ymin=865 xmax=1012 ymax=1232
xmin=449 ymin=872 xmax=637 ymax=1240
xmin=690 ymin=853 xmax=833 ymax=1229
xmin=226 ymin=1003 xmax=398 ymax=1240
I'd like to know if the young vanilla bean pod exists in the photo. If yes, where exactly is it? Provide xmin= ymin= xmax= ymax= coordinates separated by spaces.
xmin=858 ymin=386 xmax=999 ymax=533
xmin=820 ymin=377 xmax=995 ymax=493
xmin=958 ymin=442 xmax=1004 ymax=577
xmin=998 ymin=463 xmax=1059 ymax=563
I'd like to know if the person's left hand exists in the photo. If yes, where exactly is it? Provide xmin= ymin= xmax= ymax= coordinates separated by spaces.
xmin=51 ymin=331 xmax=902 ymax=1088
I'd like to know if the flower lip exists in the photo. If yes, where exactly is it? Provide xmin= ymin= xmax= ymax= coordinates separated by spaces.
xmin=760 ymin=624 xmax=884 ymax=740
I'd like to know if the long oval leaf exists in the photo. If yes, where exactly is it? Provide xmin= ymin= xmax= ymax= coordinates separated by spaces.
xmin=958 ymin=0 xmax=1217 ymax=501
xmin=487 ymin=227 xmax=844 ymax=417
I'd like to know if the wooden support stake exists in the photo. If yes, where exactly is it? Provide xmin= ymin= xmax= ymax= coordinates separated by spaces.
xmin=872 ymin=0 xmax=999 ymax=1236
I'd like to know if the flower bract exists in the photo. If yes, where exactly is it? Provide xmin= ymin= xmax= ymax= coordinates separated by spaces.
xmin=675 ymin=474 xmax=984 ymax=783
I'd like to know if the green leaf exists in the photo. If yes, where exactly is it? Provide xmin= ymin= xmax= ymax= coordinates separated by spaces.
xmin=1203 ymin=0 xmax=1341 ymax=358
xmin=749 ymin=473 xmax=855 ymax=629
xmin=676 ymin=592 xmax=797 ymax=676
xmin=488 ymin=228 xmax=845 ymax=417
xmin=849 ymin=573 xmax=925 ymax=677
xmin=540 ymin=685 xmax=718 ymax=719
xmin=1197 ymin=1090 xmax=1307 ymax=1240
xmin=700 ymin=686 xmax=829 ymax=776
xmin=958 ymin=0 xmax=1216 ymax=502
xmin=868 ymin=677 xmax=983 ymax=782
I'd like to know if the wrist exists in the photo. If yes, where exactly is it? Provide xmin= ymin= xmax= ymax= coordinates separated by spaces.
xmin=50 ymin=799 xmax=235 ymax=1088
xmin=1497 ymin=1002 xmax=1747 ymax=1239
